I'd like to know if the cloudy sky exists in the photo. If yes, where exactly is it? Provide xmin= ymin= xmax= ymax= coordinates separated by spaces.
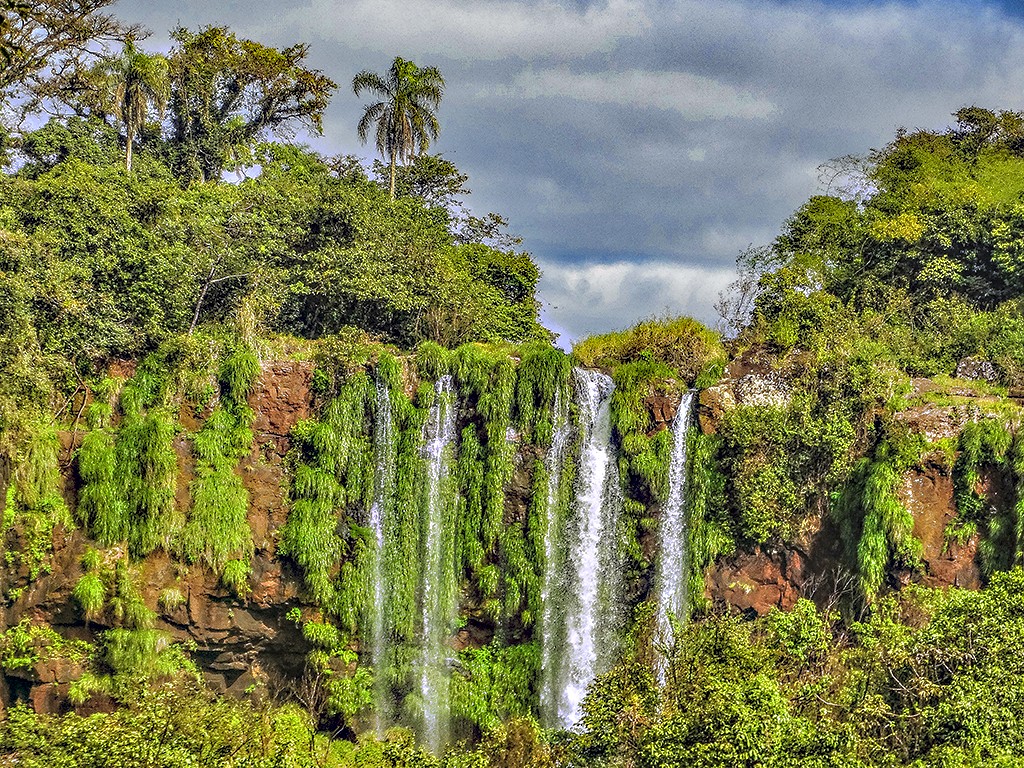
xmin=114 ymin=0 xmax=1024 ymax=345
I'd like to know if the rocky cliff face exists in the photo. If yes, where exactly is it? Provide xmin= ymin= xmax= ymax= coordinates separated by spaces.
xmin=701 ymin=458 xmax=981 ymax=617
xmin=0 ymin=356 xmax=997 ymax=711
xmin=1 ymin=362 xmax=316 ymax=713
xmin=695 ymin=353 xmax=986 ymax=616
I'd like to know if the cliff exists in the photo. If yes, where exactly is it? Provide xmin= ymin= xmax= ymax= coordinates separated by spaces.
xmin=1 ymin=348 xmax=1010 ymax=718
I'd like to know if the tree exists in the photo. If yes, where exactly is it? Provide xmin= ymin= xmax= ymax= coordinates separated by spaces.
xmin=0 ymin=1 xmax=29 ymax=70
xmin=0 ymin=0 xmax=138 ymax=121
xmin=103 ymin=37 xmax=167 ymax=171
xmin=370 ymin=152 xmax=523 ymax=247
xmin=352 ymin=56 xmax=444 ymax=200
xmin=372 ymin=151 xmax=467 ymax=208
xmin=166 ymin=26 xmax=336 ymax=183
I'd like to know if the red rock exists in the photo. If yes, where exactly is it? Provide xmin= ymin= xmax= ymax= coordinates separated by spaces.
xmin=899 ymin=463 xmax=981 ymax=590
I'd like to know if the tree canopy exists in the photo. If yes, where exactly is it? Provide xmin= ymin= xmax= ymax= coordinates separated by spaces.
xmin=718 ymin=107 xmax=1024 ymax=381
xmin=0 ymin=0 xmax=138 ymax=122
xmin=165 ymin=26 xmax=336 ymax=182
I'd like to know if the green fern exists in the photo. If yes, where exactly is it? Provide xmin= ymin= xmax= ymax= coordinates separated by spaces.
xmin=72 ymin=573 xmax=105 ymax=620
xmin=221 ymin=559 xmax=251 ymax=597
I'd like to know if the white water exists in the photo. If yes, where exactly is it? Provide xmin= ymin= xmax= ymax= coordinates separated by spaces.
xmin=418 ymin=375 xmax=457 ymax=753
xmin=654 ymin=391 xmax=696 ymax=683
xmin=369 ymin=376 xmax=396 ymax=732
xmin=558 ymin=368 xmax=623 ymax=728
xmin=538 ymin=387 xmax=572 ymax=727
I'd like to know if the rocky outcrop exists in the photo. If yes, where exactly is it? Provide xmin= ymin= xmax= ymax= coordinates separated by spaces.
xmin=894 ymin=403 xmax=975 ymax=442
xmin=706 ymin=547 xmax=805 ymax=615
xmin=697 ymin=349 xmax=795 ymax=434
xmin=644 ymin=395 xmax=678 ymax=432
xmin=733 ymin=372 xmax=790 ymax=408
xmin=955 ymin=357 xmax=999 ymax=383
xmin=2 ymin=546 xmax=310 ymax=712
xmin=242 ymin=361 xmax=313 ymax=552
xmin=1 ymin=362 xmax=316 ymax=714
xmin=899 ymin=460 xmax=980 ymax=590
xmin=697 ymin=385 xmax=734 ymax=434
xmin=704 ymin=459 xmax=983 ymax=615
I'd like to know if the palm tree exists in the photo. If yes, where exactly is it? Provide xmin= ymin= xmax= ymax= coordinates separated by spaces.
xmin=106 ymin=37 xmax=168 ymax=171
xmin=353 ymin=57 xmax=444 ymax=200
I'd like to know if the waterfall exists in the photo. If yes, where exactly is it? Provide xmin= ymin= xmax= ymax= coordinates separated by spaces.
xmin=418 ymin=375 xmax=457 ymax=753
xmin=654 ymin=391 xmax=696 ymax=683
xmin=556 ymin=368 xmax=624 ymax=728
xmin=538 ymin=387 xmax=572 ymax=727
xmin=369 ymin=376 xmax=396 ymax=732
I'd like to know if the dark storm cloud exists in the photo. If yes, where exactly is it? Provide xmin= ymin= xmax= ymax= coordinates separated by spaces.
xmin=112 ymin=0 xmax=1024 ymax=342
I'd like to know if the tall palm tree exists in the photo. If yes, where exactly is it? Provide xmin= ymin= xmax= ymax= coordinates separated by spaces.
xmin=106 ymin=37 xmax=168 ymax=171
xmin=353 ymin=57 xmax=444 ymax=200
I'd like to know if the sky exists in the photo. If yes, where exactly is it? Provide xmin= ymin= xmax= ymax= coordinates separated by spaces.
xmin=112 ymin=0 xmax=1024 ymax=346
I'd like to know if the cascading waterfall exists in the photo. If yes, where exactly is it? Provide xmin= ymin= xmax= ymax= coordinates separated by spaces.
xmin=369 ymin=376 xmax=397 ymax=731
xmin=556 ymin=368 xmax=624 ymax=728
xmin=538 ymin=387 xmax=572 ymax=727
xmin=418 ymin=375 xmax=458 ymax=753
xmin=654 ymin=391 xmax=696 ymax=684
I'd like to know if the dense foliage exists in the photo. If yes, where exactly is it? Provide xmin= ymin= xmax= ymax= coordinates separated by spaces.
xmin=737 ymin=107 xmax=1024 ymax=380
xmin=697 ymin=107 xmax=1024 ymax=605
xmin=583 ymin=570 xmax=1024 ymax=767
xmin=12 ymin=573 xmax=1024 ymax=767
xmin=0 ymin=119 xmax=545 ymax=359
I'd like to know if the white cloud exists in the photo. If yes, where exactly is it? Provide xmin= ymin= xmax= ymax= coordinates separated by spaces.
xmin=538 ymin=259 xmax=736 ymax=344
xmin=492 ymin=68 xmax=776 ymax=120
xmin=284 ymin=0 xmax=651 ymax=61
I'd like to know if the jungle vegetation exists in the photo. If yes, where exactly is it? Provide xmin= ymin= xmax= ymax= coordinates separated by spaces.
xmin=6 ymin=1 xmax=1024 ymax=765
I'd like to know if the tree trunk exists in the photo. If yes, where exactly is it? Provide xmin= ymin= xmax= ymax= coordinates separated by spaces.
xmin=0 ymin=453 xmax=10 ymax=507
xmin=389 ymin=153 xmax=396 ymax=200
xmin=125 ymin=127 xmax=133 ymax=171
xmin=190 ymin=261 xmax=219 ymax=333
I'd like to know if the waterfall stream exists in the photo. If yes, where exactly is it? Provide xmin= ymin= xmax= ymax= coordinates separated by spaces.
xmin=369 ymin=376 xmax=396 ymax=731
xmin=556 ymin=368 xmax=624 ymax=728
xmin=654 ymin=391 xmax=696 ymax=683
xmin=359 ymin=366 xmax=635 ymax=735
xmin=418 ymin=375 xmax=457 ymax=752
xmin=538 ymin=387 xmax=572 ymax=727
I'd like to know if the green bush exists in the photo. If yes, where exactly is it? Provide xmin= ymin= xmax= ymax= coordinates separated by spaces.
xmin=221 ymin=559 xmax=251 ymax=598
xmin=573 ymin=315 xmax=725 ymax=386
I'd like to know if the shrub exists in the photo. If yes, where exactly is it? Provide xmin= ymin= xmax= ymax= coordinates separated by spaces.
xmin=221 ymin=559 xmax=251 ymax=598
xmin=573 ymin=315 xmax=725 ymax=386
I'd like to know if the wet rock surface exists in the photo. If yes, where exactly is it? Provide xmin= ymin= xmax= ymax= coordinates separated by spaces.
xmin=645 ymin=395 xmax=678 ymax=432
xmin=899 ymin=461 xmax=980 ymax=590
